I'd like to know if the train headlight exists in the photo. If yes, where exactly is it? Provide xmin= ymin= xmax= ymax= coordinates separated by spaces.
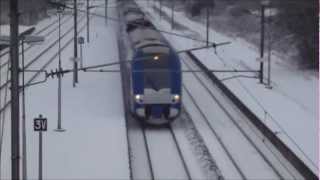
xmin=172 ymin=94 xmax=180 ymax=103
xmin=153 ymin=55 xmax=159 ymax=60
xmin=135 ymin=94 xmax=143 ymax=103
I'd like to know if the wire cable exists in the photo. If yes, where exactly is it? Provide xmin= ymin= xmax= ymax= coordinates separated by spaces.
xmin=215 ymin=51 xmax=317 ymax=169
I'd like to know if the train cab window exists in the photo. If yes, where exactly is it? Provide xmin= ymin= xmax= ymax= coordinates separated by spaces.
xmin=143 ymin=53 xmax=169 ymax=69
xmin=137 ymin=45 xmax=171 ymax=90
xmin=142 ymin=53 xmax=170 ymax=90
xmin=142 ymin=45 xmax=169 ymax=55
xmin=141 ymin=46 xmax=169 ymax=68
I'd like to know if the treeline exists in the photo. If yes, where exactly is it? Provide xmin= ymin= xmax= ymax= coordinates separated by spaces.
xmin=164 ymin=0 xmax=319 ymax=69
xmin=0 ymin=0 xmax=48 ymax=25
xmin=274 ymin=0 xmax=318 ymax=69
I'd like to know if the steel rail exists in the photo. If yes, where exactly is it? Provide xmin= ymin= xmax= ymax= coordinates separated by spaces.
xmin=186 ymin=51 xmax=317 ymax=180
xmin=167 ymin=124 xmax=192 ymax=180
xmin=118 ymin=4 xmax=152 ymax=179
xmin=140 ymin=124 xmax=156 ymax=180
xmin=0 ymin=13 xmax=86 ymax=92
xmin=118 ymin=25 xmax=189 ymax=179
xmin=182 ymin=53 xmax=284 ymax=179
xmin=118 ymin=26 xmax=134 ymax=180
xmin=182 ymin=84 xmax=246 ymax=179
xmin=180 ymin=108 xmax=224 ymax=179
xmin=0 ymin=15 xmax=73 ymax=70
xmin=0 ymin=12 xmax=89 ymax=116
xmin=0 ymin=13 xmax=70 ymax=59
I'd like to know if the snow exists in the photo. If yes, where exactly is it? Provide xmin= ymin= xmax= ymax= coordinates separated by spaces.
xmin=0 ymin=0 xmax=130 ymax=179
xmin=136 ymin=1 xmax=318 ymax=174
xmin=145 ymin=128 xmax=189 ymax=179
xmin=0 ymin=25 xmax=32 ymax=36
xmin=0 ymin=0 xmax=317 ymax=178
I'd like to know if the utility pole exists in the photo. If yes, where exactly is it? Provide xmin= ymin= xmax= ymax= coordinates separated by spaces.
xmin=73 ymin=0 xmax=78 ymax=86
xmin=260 ymin=5 xmax=265 ymax=83
xmin=171 ymin=0 xmax=174 ymax=29
xmin=266 ymin=8 xmax=272 ymax=89
xmin=34 ymin=114 xmax=47 ymax=180
xmin=78 ymin=37 xmax=84 ymax=68
xmin=55 ymin=8 xmax=65 ymax=132
xmin=21 ymin=38 xmax=27 ymax=180
xmin=206 ymin=6 xmax=209 ymax=46
xmin=159 ymin=0 xmax=162 ymax=20
xmin=38 ymin=130 xmax=43 ymax=180
xmin=86 ymin=0 xmax=90 ymax=42
xmin=0 ymin=0 xmax=2 ymax=168
xmin=10 ymin=0 xmax=20 ymax=178
xmin=104 ymin=0 xmax=108 ymax=24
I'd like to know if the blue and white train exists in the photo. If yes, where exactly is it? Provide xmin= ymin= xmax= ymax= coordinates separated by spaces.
xmin=118 ymin=1 xmax=182 ymax=125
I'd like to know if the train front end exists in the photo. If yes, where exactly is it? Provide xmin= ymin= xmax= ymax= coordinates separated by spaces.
xmin=131 ymin=44 xmax=182 ymax=124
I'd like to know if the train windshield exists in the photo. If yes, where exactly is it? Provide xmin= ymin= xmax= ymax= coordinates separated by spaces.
xmin=141 ymin=45 xmax=170 ymax=69
xmin=143 ymin=53 xmax=169 ymax=69
xmin=143 ymin=46 xmax=171 ymax=91
xmin=142 ymin=51 xmax=170 ymax=91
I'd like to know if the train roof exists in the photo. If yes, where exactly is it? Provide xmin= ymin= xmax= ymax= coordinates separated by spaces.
xmin=123 ymin=3 xmax=143 ymax=15
xmin=124 ymin=8 xmax=143 ymax=15
xmin=125 ymin=13 xmax=144 ymax=23
xmin=129 ymin=28 xmax=167 ymax=48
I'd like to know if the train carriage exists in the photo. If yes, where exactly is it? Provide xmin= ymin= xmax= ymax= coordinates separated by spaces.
xmin=119 ymin=1 xmax=182 ymax=125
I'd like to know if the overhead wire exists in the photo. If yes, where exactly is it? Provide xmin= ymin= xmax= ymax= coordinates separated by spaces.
xmin=215 ymin=49 xmax=317 ymax=169
xmin=50 ymin=1 xmax=223 ymax=46
xmin=140 ymin=0 xmax=317 ymax=170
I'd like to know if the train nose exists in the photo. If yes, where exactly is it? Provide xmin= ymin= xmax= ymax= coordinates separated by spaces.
xmin=145 ymin=105 xmax=165 ymax=119
xmin=144 ymin=105 xmax=173 ymax=119
xmin=151 ymin=105 xmax=163 ymax=119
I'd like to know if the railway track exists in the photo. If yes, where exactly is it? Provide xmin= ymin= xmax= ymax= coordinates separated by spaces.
xmin=182 ymin=53 xmax=282 ymax=179
xmin=137 ymin=2 xmax=316 ymax=178
xmin=0 ymin=10 xmax=91 ymax=115
xmin=119 ymin=29 xmax=222 ymax=180
xmin=141 ymin=123 xmax=191 ymax=179
xmin=181 ymin=51 xmax=312 ymax=179
xmin=118 ymin=30 xmax=191 ymax=179
xmin=0 ymin=13 xmax=86 ymax=92
xmin=0 ymin=13 xmax=72 ymax=60
xmin=119 ymin=2 xmax=317 ymax=179
xmin=0 ymin=15 xmax=73 ymax=70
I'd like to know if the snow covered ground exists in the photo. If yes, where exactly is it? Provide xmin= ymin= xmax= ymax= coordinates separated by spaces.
xmin=0 ymin=25 xmax=34 ymax=46
xmin=0 ymin=0 xmax=317 ymax=179
xmin=0 ymin=25 xmax=32 ymax=36
xmin=0 ymin=0 xmax=130 ymax=179
xmin=136 ymin=1 xmax=318 ymax=174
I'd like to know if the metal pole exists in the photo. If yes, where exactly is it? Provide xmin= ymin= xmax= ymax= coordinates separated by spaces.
xmin=21 ymin=39 xmax=27 ymax=180
xmin=267 ymin=40 xmax=271 ymax=88
xmin=171 ymin=0 xmax=174 ymax=29
xmin=86 ymin=0 xmax=90 ymax=42
xmin=267 ymin=12 xmax=272 ymax=89
xmin=260 ymin=5 xmax=265 ymax=83
xmin=9 ymin=0 xmax=20 ymax=178
xmin=58 ymin=12 xmax=61 ymax=129
xmin=38 ymin=131 xmax=42 ymax=180
xmin=80 ymin=44 xmax=83 ymax=68
xmin=55 ymin=11 xmax=65 ymax=132
xmin=59 ymin=12 xmax=61 ymax=69
xmin=206 ymin=6 xmax=209 ymax=46
xmin=73 ymin=0 xmax=78 ymax=86
xmin=159 ymin=0 xmax=162 ymax=20
xmin=0 ymin=3 xmax=1 ymax=176
xmin=104 ymin=0 xmax=108 ymax=24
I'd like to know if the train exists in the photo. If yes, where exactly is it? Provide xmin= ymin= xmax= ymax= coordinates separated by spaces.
xmin=118 ymin=1 xmax=182 ymax=125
